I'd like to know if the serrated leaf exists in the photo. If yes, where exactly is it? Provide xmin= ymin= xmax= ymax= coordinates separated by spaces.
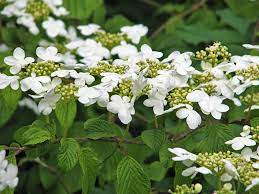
xmin=57 ymin=138 xmax=80 ymax=171
xmin=14 ymin=125 xmax=52 ymax=146
xmin=0 ymin=87 xmax=21 ymax=128
xmin=117 ymin=156 xmax=151 ymax=194
xmin=84 ymin=118 xmax=124 ymax=139
xmin=55 ymin=100 xmax=77 ymax=134
xmin=195 ymin=124 xmax=241 ymax=152
xmin=141 ymin=129 xmax=166 ymax=151
xmin=63 ymin=0 xmax=103 ymax=20
xmin=173 ymin=162 xmax=191 ymax=188
xmin=79 ymin=147 xmax=100 ymax=194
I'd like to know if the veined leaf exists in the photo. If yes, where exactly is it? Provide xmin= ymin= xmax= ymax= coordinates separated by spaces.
xmin=84 ymin=118 xmax=124 ymax=139
xmin=14 ymin=125 xmax=52 ymax=146
xmin=0 ymin=87 xmax=21 ymax=128
xmin=57 ymin=138 xmax=80 ymax=171
xmin=141 ymin=129 xmax=166 ymax=151
xmin=79 ymin=147 xmax=100 ymax=194
xmin=116 ymin=156 xmax=151 ymax=194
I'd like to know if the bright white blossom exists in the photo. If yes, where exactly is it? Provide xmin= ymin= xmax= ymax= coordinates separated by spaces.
xmin=120 ymin=24 xmax=148 ymax=44
xmin=36 ymin=46 xmax=62 ymax=62
xmin=78 ymin=24 xmax=101 ymax=36
xmin=0 ymin=74 xmax=19 ymax=90
xmin=176 ymin=105 xmax=201 ymax=129
xmin=107 ymin=95 xmax=135 ymax=124
xmin=111 ymin=41 xmax=138 ymax=59
xmin=182 ymin=166 xmax=212 ymax=179
xmin=4 ymin=47 xmax=34 ymax=74
xmin=42 ymin=17 xmax=67 ymax=38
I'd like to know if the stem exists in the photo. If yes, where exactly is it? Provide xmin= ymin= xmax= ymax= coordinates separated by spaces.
xmin=150 ymin=0 xmax=207 ymax=39
xmin=125 ymin=123 xmax=130 ymax=132
xmin=154 ymin=116 xmax=158 ymax=129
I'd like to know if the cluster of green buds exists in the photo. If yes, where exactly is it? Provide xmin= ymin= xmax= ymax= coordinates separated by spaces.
xmin=214 ymin=183 xmax=236 ymax=194
xmin=192 ymin=72 xmax=214 ymax=85
xmin=167 ymin=87 xmax=193 ymax=107
xmin=137 ymin=59 xmax=171 ymax=78
xmin=196 ymin=151 xmax=243 ymax=171
xmin=238 ymin=161 xmax=258 ymax=186
xmin=240 ymin=92 xmax=259 ymax=105
xmin=195 ymin=42 xmax=231 ymax=66
xmin=88 ymin=61 xmax=127 ymax=76
xmin=95 ymin=32 xmax=128 ymax=49
xmin=236 ymin=64 xmax=259 ymax=80
xmin=169 ymin=183 xmax=202 ymax=194
xmin=250 ymin=125 xmax=259 ymax=142
xmin=141 ymin=84 xmax=152 ymax=96
xmin=113 ymin=79 xmax=133 ymax=98
xmin=203 ymin=83 xmax=217 ymax=95
xmin=25 ymin=0 xmax=50 ymax=21
xmin=19 ymin=61 xmax=62 ymax=78
xmin=55 ymin=82 xmax=78 ymax=101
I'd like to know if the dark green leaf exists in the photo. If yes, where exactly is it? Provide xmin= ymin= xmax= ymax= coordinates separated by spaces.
xmin=141 ymin=129 xmax=166 ymax=151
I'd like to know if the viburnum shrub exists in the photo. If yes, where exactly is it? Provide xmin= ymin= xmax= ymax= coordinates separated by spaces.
xmin=0 ymin=0 xmax=258 ymax=194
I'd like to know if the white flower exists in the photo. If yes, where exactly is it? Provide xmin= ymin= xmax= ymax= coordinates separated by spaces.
xmin=0 ymin=74 xmax=19 ymax=90
xmin=246 ymin=178 xmax=259 ymax=191
xmin=168 ymin=148 xmax=197 ymax=165
xmin=107 ymin=95 xmax=135 ymax=124
xmin=143 ymin=91 xmax=167 ymax=115
xmin=51 ymin=70 xmax=77 ymax=78
xmin=241 ymin=147 xmax=259 ymax=161
xmin=162 ymin=51 xmax=194 ymax=75
xmin=19 ymin=97 xmax=40 ymax=115
xmin=42 ymin=17 xmax=67 ymax=38
xmin=243 ymin=44 xmax=259 ymax=50
xmin=44 ymin=0 xmax=68 ymax=16
xmin=0 ymin=150 xmax=19 ymax=191
xmin=77 ymin=24 xmax=100 ymax=36
xmin=176 ymin=105 xmax=201 ymax=129
xmin=76 ymin=86 xmax=101 ymax=106
xmin=225 ymin=136 xmax=256 ymax=150
xmin=17 ymin=14 xmax=39 ymax=35
xmin=20 ymin=73 xmax=51 ymax=94
xmin=139 ymin=44 xmax=163 ymax=60
xmin=60 ymin=52 xmax=78 ymax=67
xmin=71 ymin=72 xmax=95 ymax=87
xmin=4 ymin=47 xmax=34 ymax=74
xmin=221 ymin=159 xmax=239 ymax=179
xmin=38 ymin=90 xmax=61 ymax=115
xmin=111 ymin=41 xmax=138 ymax=59
xmin=36 ymin=46 xmax=62 ymax=62
xmin=182 ymin=166 xmax=212 ymax=179
xmin=77 ymin=39 xmax=110 ymax=59
xmin=187 ymin=90 xmax=229 ymax=119
xmin=121 ymin=24 xmax=148 ymax=44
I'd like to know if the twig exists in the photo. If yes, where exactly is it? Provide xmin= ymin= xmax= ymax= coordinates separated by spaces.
xmin=150 ymin=0 xmax=207 ymax=39
xmin=140 ymin=0 xmax=160 ymax=8
xmin=252 ymin=20 xmax=259 ymax=44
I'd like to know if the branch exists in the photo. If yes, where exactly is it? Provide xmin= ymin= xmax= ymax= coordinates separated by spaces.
xmin=150 ymin=0 xmax=207 ymax=39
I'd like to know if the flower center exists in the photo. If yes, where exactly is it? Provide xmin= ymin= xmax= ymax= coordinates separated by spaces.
xmin=25 ymin=0 xmax=51 ymax=21
xmin=55 ymin=82 xmax=78 ymax=101
xmin=167 ymin=87 xmax=193 ymax=107
xmin=88 ymin=61 xmax=127 ymax=75
xmin=236 ymin=64 xmax=259 ymax=80
xmin=95 ymin=32 xmax=128 ymax=49
xmin=19 ymin=61 xmax=62 ymax=78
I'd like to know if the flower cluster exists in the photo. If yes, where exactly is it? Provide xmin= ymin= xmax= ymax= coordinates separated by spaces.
xmin=0 ymin=150 xmax=19 ymax=191
xmin=169 ymin=124 xmax=259 ymax=192
xmin=0 ymin=20 xmax=258 ymax=129
xmin=1 ymin=0 xmax=68 ymax=35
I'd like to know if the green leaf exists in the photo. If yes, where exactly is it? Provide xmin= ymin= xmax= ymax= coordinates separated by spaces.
xmin=117 ymin=156 xmax=151 ymax=194
xmin=251 ymin=117 xmax=259 ymax=127
xmin=79 ymin=147 xmax=100 ymax=194
xmin=159 ymin=142 xmax=173 ymax=168
xmin=63 ymin=0 xmax=103 ymax=20
xmin=141 ymin=129 xmax=166 ymax=151
xmin=14 ymin=125 xmax=52 ymax=146
xmin=84 ymin=118 xmax=124 ymax=139
xmin=216 ymin=9 xmax=251 ymax=35
xmin=195 ymin=124 xmax=241 ymax=152
xmin=105 ymin=15 xmax=133 ymax=33
xmin=55 ymin=100 xmax=77 ymax=134
xmin=0 ymin=87 xmax=21 ymax=127
xmin=57 ymin=138 xmax=80 ymax=171
xmin=39 ymin=166 xmax=57 ymax=189
xmin=226 ymin=0 xmax=259 ymax=20
xmin=144 ymin=161 xmax=167 ymax=181
xmin=173 ymin=162 xmax=191 ymax=188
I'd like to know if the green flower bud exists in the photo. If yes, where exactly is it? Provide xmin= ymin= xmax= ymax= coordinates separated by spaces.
xmin=25 ymin=0 xmax=50 ymax=21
